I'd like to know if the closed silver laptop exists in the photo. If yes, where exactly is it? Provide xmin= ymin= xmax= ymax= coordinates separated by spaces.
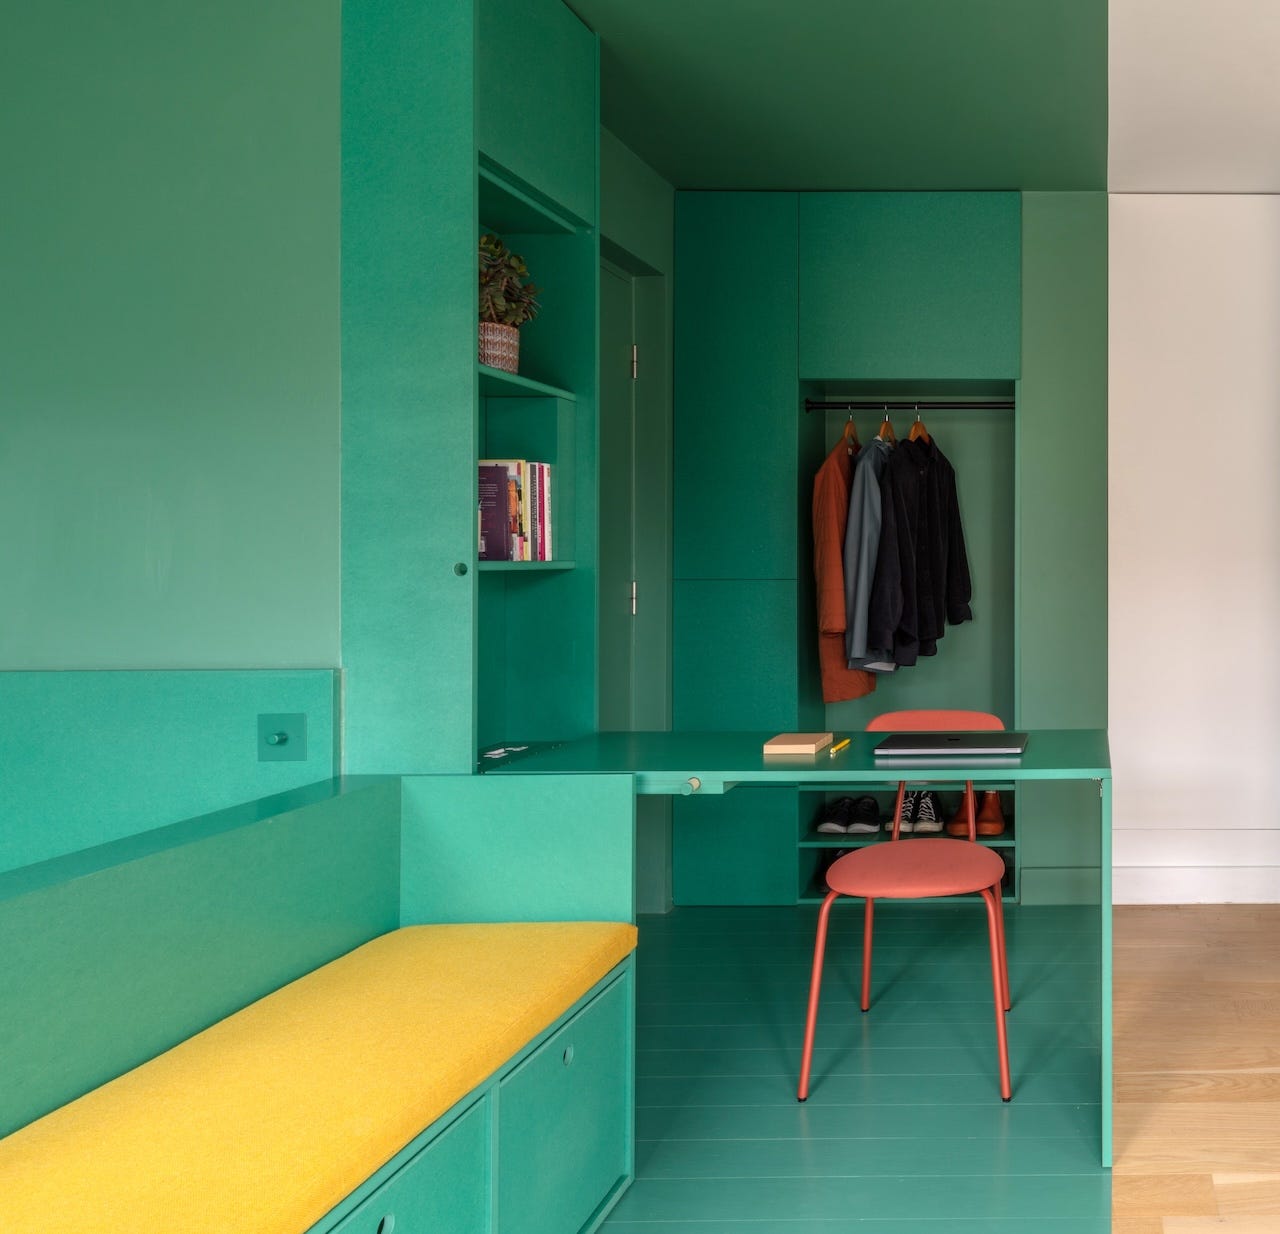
xmin=872 ymin=732 xmax=1029 ymax=757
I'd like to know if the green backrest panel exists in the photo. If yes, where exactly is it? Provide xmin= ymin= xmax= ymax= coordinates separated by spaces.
xmin=477 ymin=0 xmax=598 ymax=225
xmin=673 ymin=192 xmax=800 ymax=580
xmin=799 ymin=193 xmax=1021 ymax=380
xmin=673 ymin=580 xmax=799 ymax=731
xmin=821 ymin=405 xmax=1016 ymax=730
xmin=1017 ymin=193 xmax=1107 ymax=729
xmin=0 ymin=0 xmax=340 ymax=672
xmin=0 ymin=778 xmax=400 ymax=1136
xmin=0 ymin=670 xmax=337 ymax=873
xmin=341 ymin=0 xmax=478 ymax=774
xmin=400 ymin=774 xmax=634 ymax=923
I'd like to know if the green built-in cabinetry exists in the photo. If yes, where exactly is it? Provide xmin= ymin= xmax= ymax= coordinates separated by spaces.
xmin=672 ymin=190 xmax=1106 ymax=907
xmin=342 ymin=0 xmax=599 ymax=774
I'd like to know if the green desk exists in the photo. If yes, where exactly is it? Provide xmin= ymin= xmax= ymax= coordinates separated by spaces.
xmin=490 ymin=728 xmax=1114 ymax=1165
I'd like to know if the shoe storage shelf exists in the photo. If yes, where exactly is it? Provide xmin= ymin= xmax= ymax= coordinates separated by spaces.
xmin=797 ymin=786 xmax=1019 ymax=905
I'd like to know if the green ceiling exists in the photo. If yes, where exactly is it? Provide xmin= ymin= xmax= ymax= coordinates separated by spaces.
xmin=566 ymin=0 xmax=1107 ymax=191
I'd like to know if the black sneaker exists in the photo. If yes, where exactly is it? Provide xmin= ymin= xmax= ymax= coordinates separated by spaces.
xmin=816 ymin=796 xmax=857 ymax=834
xmin=913 ymin=790 xmax=944 ymax=833
xmin=844 ymin=795 xmax=882 ymax=834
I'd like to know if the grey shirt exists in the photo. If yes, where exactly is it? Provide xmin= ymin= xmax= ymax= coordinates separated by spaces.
xmin=843 ymin=437 xmax=896 ymax=673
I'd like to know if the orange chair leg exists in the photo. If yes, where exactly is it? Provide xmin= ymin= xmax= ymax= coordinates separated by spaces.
xmin=798 ymin=890 xmax=840 ymax=1101
xmin=993 ymin=887 xmax=1011 ymax=1012
xmin=965 ymin=780 xmax=976 ymax=841
xmin=890 ymin=782 xmax=907 ymax=840
xmin=860 ymin=897 xmax=875 ymax=1012
xmin=981 ymin=887 xmax=1012 ymax=1101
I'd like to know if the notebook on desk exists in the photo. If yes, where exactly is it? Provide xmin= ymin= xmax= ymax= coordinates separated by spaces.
xmin=873 ymin=732 xmax=1029 ymax=757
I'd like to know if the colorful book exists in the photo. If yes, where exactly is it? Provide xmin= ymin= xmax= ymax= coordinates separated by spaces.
xmin=477 ymin=464 xmax=512 ymax=561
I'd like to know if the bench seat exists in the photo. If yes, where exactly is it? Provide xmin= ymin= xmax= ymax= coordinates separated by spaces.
xmin=0 ymin=920 xmax=637 ymax=1233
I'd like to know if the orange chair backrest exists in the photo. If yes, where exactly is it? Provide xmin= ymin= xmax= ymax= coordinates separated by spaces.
xmin=865 ymin=709 xmax=1004 ymax=732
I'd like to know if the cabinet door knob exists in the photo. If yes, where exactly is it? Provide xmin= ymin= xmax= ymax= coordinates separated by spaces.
xmin=562 ymin=1043 xmax=575 ymax=1067
xmin=453 ymin=562 xmax=469 ymax=576
xmin=376 ymin=1216 xmax=395 ymax=1234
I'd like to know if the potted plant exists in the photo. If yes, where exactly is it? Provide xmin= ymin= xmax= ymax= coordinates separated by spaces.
xmin=478 ymin=232 xmax=540 ymax=374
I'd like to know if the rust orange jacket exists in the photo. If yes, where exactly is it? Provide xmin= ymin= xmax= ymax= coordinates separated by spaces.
xmin=812 ymin=438 xmax=877 ymax=704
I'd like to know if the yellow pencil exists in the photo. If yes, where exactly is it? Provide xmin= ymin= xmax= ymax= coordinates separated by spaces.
xmin=829 ymin=737 xmax=851 ymax=757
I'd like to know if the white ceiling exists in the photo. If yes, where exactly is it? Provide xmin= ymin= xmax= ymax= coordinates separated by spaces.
xmin=1110 ymin=0 xmax=1280 ymax=192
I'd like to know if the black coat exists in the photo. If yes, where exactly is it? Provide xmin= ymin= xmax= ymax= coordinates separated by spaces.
xmin=866 ymin=437 xmax=972 ymax=666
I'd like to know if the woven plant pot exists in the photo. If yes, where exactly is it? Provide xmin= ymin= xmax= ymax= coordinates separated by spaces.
xmin=479 ymin=321 xmax=520 ymax=373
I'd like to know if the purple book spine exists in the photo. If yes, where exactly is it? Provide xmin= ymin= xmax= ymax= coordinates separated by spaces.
xmin=478 ymin=464 xmax=512 ymax=560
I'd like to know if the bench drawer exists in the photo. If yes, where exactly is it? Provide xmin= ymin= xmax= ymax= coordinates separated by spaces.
xmin=497 ymin=975 xmax=630 ymax=1234
xmin=328 ymin=1099 xmax=488 ymax=1234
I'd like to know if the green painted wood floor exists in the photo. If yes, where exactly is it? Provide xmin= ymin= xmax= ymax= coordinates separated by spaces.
xmin=603 ymin=903 xmax=1109 ymax=1232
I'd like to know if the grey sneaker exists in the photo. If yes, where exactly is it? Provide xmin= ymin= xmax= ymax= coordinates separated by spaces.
xmin=913 ymin=790 xmax=944 ymax=833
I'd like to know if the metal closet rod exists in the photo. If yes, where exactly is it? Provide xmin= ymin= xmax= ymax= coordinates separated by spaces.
xmin=804 ymin=398 xmax=1015 ymax=413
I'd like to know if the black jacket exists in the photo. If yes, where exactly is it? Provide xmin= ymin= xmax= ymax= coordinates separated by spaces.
xmin=866 ymin=437 xmax=972 ymax=666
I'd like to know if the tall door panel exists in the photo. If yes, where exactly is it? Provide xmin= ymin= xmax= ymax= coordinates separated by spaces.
xmin=341 ymin=0 xmax=477 ymax=774
xmin=599 ymin=262 xmax=636 ymax=730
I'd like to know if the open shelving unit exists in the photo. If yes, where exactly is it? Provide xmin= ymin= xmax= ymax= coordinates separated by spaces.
xmin=474 ymin=150 xmax=599 ymax=756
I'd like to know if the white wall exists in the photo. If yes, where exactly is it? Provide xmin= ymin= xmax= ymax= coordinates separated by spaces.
xmin=1109 ymin=195 xmax=1280 ymax=902
xmin=1110 ymin=0 xmax=1280 ymax=193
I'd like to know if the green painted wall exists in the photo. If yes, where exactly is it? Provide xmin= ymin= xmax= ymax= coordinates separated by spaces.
xmin=0 ymin=777 xmax=400 ymax=1136
xmin=0 ymin=0 xmax=340 ymax=671
xmin=0 ymin=670 xmax=337 ymax=873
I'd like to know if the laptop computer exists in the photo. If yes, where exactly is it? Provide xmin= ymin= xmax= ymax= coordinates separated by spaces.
xmin=872 ymin=731 xmax=1029 ymax=757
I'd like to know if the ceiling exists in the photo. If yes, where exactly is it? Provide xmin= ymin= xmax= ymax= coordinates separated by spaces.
xmin=566 ymin=0 xmax=1107 ymax=191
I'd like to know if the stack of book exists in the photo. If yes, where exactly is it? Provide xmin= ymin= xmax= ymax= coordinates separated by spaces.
xmin=478 ymin=459 xmax=553 ymax=562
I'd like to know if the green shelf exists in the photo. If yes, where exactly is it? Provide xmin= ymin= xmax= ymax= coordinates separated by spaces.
xmin=799 ymin=827 xmax=1015 ymax=850
xmin=478 ymin=561 xmax=575 ymax=573
xmin=478 ymin=364 xmax=576 ymax=402
xmin=478 ymin=157 xmax=589 ymax=237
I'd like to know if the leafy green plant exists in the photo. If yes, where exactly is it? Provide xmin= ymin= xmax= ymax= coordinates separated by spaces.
xmin=479 ymin=232 xmax=541 ymax=327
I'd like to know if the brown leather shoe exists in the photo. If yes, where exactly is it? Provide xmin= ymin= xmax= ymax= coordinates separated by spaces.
xmin=945 ymin=793 xmax=976 ymax=836
xmin=975 ymin=790 xmax=1005 ymax=836
xmin=945 ymin=790 xmax=1005 ymax=836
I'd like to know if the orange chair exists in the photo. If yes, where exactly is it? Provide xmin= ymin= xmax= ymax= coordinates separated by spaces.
xmin=797 ymin=710 xmax=1013 ymax=1102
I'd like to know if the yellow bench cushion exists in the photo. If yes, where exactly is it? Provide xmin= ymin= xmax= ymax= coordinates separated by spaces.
xmin=0 ymin=921 xmax=636 ymax=1233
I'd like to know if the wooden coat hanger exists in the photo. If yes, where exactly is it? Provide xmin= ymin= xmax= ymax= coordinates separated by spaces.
xmin=876 ymin=407 xmax=896 ymax=444
xmin=908 ymin=405 xmax=930 ymax=443
xmin=841 ymin=414 xmax=859 ymax=454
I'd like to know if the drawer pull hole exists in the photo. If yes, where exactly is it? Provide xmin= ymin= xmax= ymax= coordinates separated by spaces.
xmin=562 ymin=1044 xmax=575 ymax=1067
xmin=376 ymin=1216 xmax=395 ymax=1234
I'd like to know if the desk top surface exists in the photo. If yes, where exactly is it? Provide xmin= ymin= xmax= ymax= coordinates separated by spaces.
xmin=485 ymin=729 xmax=1111 ymax=783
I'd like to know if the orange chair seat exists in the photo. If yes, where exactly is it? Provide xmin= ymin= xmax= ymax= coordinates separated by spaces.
xmin=827 ymin=839 xmax=1005 ymax=900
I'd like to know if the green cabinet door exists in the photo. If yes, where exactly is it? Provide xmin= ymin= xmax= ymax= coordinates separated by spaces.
xmin=326 ymin=1099 xmax=488 ymax=1234
xmin=673 ymin=192 xmax=799 ymax=581
xmin=477 ymin=0 xmax=597 ymax=224
xmin=799 ymin=192 xmax=1021 ymax=380
xmin=497 ymin=975 xmax=631 ymax=1234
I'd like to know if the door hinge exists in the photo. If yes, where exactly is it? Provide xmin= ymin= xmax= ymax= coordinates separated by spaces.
xmin=630 ymin=344 xmax=638 ymax=380
xmin=630 ymin=580 xmax=637 ymax=616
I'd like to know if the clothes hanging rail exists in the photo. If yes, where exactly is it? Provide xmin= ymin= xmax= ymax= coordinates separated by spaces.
xmin=804 ymin=398 xmax=1015 ymax=414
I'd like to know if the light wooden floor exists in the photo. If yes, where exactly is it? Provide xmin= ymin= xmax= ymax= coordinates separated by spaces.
xmin=1113 ymin=905 xmax=1280 ymax=1234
